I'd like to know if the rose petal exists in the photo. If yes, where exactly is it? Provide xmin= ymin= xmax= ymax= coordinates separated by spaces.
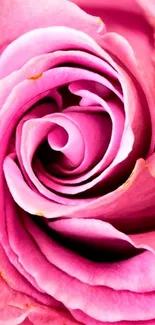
xmin=0 ymin=27 xmax=108 ymax=78
xmin=28 ymin=307 xmax=80 ymax=325
xmin=0 ymin=49 xmax=118 ymax=109
xmin=20 ymin=112 xmax=85 ymax=204
xmin=0 ymin=242 xmax=59 ymax=307
xmin=73 ymin=0 xmax=155 ymax=95
xmin=102 ymin=31 xmax=154 ymax=155
xmin=136 ymin=1 xmax=155 ymax=27
xmin=0 ymin=0 xmax=105 ymax=51
xmin=35 ymin=100 xmax=123 ymax=185
xmin=71 ymin=308 xmax=155 ymax=325
xmin=71 ymin=154 xmax=155 ymax=233
xmin=25 ymin=215 xmax=155 ymax=293
xmin=3 ymin=197 xmax=155 ymax=322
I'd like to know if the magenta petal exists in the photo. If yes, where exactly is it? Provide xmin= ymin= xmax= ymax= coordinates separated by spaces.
xmin=21 ymin=320 xmax=33 ymax=325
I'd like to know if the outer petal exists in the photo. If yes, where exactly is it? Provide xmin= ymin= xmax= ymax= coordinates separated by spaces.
xmin=0 ymin=0 xmax=104 ymax=52
xmin=71 ymin=309 xmax=155 ymax=325
xmin=27 ymin=308 xmax=81 ymax=325
xmin=3 ymin=200 xmax=155 ymax=323
xmin=0 ymin=276 xmax=31 ymax=324
xmin=136 ymin=0 xmax=155 ymax=68
xmin=72 ymin=0 xmax=155 ymax=95
xmin=0 ymin=243 xmax=60 ymax=307
xmin=101 ymin=31 xmax=155 ymax=154
xmin=27 ymin=216 xmax=155 ymax=293
xmin=0 ymin=275 xmax=80 ymax=325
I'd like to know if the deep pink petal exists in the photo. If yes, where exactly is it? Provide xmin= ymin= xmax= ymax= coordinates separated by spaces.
xmin=21 ymin=319 xmax=33 ymax=325
xmin=72 ymin=0 xmax=155 ymax=95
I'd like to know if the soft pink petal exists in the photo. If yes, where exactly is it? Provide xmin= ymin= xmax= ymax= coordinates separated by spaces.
xmin=20 ymin=112 xmax=85 ymax=204
xmin=0 ymin=67 xmax=121 ymax=207
xmin=0 ymin=307 xmax=28 ymax=325
xmin=3 ymin=160 xmax=155 ymax=322
xmin=0 ymin=27 xmax=150 ymax=169
xmin=0 ymin=269 xmax=77 ymax=324
xmin=0 ymin=49 xmax=118 ymax=109
xmin=71 ymin=308 xmax=155 ymax=325
xmin=28 ymin=307 xmax=81 ymax=325
xmin=35 ymin=99 xmax=123 ymax=185
xmin=3 ymin=197 xmax=155 ymax=322
xmin=3 ymin=156 xmax=77 ymax=216
xmin=0 ymin=276 xmax=34 ymax=324
xmin=0 ymin=27 xmax=107 ymax=78
xmin=4 ymin=147 xmax=155 ymax=232
xmin=25 ymin=216 xmax=155 ymax=293
xmin=0 ymin=0 xmax=104 ymax=51
xmin=0 ymin=242 xmax=60 ymax=307
xmin=0 ymin=183 xmax=61 ymax=307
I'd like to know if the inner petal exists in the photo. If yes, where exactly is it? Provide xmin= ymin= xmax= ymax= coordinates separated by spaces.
xmin=19 ymin=107 xmax=112 ymax=203
xmin=47 ymin=121 xmax=84 ymax=169
xmin=47 ymin=79 xmax=124 ymax=183
xmin=18 ymin=113 xmax=85 ymax=204
xmin=47 ymin=109 xmax=112 ymax=175
xmin=35 ymin=97 xmax=124 ymax=196
xmin=48 ymin=125 xmax=68 ymax=150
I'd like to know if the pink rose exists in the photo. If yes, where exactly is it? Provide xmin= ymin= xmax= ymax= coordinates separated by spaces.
xmin=0 ymin=0 xmax=155 ymax=324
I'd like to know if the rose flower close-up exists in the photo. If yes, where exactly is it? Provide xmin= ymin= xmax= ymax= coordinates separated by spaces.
xmin=0 ymin=0 xmax=155 ymax=324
